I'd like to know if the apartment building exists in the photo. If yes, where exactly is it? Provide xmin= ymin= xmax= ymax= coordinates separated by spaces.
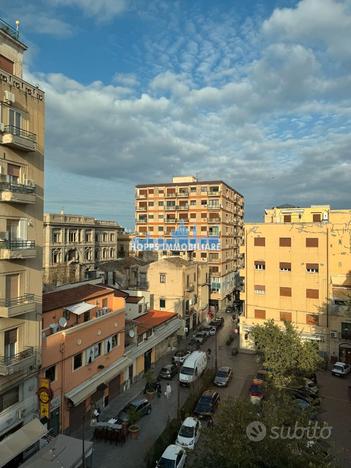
xmin=0 ymin=17 xmax=45 ymax=455
xmin=240 ymin=205 xmax=351 ymax=362
xmin=43 ymin=212 xmax=129 ymax=289
xmin=41 ymin=284 xmax=126 ymax=434
xmin=135 ymin=176 xmax=244 ymax=312
xmin=147 ymin=257 xmax=209 ymax=335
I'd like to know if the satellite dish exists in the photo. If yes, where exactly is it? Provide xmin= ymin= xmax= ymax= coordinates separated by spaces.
xmin=128 ymin=329 xmax=135 ymax=338
xmin=49 ymin=323 xmax=59 ymax=333
xmin=59 ymin=317 xmax=68 ymax=328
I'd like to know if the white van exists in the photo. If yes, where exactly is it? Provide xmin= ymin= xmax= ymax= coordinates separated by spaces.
xmin=179 ymin=351 xmax=207 ymax=386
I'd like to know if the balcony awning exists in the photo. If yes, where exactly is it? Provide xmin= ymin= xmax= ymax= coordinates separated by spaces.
xmin=65 ymin=302 xmax=96 ymax=315
xmin=332 ymin=288 xmax=351 ymax=301
xmin=0 ymin=418 xmax=47 ymax=467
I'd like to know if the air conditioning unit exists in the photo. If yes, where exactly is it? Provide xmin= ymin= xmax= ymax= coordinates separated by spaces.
xmin=4 ymin=91 xmax=15 ymax=103
xmin=330 ymin=331 xmax=338 ymax=339
xmin=0 ymin=123 xmax=5 ymax=132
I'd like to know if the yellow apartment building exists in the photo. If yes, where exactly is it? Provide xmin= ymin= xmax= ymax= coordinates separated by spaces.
xmin=134 ymin=176 xmax=244 ymax=312
xmin=146 ymin=257 xmax=209 ymax=335
xmin=0 ymin=17 xmax=44 ymax=456
xmin=240 ymin=205 xmax=351 ymax=363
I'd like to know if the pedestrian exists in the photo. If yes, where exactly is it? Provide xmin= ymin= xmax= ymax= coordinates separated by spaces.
xmin=156 ymin=380 xmax=162 ymax=398
xmin=93 ymin=407 xmax=101 ymax=422
xmin=165 ymin=383 xmax=172 ymax=399
xmin=207 ymin=416 xmax=214 ymax=428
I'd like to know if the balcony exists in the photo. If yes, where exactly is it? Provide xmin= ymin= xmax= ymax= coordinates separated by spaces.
xmin=0 ymin=181 xmax=36 ymax=204
xmin=1 ymin=125 xmax=37 ymax=152
xmin=0 ymin=240 xmax=36 ymax=260
xmin=165 ymin=218 xmax=176 ymax=223
xmin=136 ymin=206 xmax=147 ymax=211
xmin=165 ymin=192 xmax=176 ymax=198
xmin=165 ymin=206 xmax=176 ymax=211
xmin=177 ymin=204 xmax=189 ymax=210
xmin=0 ymin=294 xmax=36 ymax=318
xmin=0 ymin=347 xmax=36 ymax=376
xmin=177 ymin=190 xmax=189 ymax=197
xmin=185 ymin=284 xmax=194 ymax=292
xmin=208 ymin=190 xmax=220 ymax=197
xmin=208 ymin=204 xmax=220 ymax=210
xmin=208 ymin=217 xmax=221 ymax=223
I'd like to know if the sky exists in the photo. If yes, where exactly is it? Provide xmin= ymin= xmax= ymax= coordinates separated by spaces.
xmin=2 ymin=0 xmax=351 ymax=229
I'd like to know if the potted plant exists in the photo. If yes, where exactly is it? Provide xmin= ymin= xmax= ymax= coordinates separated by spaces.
xmin=144 ymin=369 xmax=156 ymax=400
xmin=127 ymin=407 xmax=140 ymax=439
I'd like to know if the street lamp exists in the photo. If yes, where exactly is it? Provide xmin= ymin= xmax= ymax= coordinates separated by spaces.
xmin=207 ymin=274 xmax=218 ymax=370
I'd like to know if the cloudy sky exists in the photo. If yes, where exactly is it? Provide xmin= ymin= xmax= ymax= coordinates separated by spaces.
xmin=2 ymin=0 xmax=351 ymax=228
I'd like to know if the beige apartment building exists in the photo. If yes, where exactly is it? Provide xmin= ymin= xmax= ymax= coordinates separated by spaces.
xmin=135 ymin=176 xmax=244 ymax=312
xmin=240 ymin=205 xmax=351 ymax=362
xmin=43 ymin=212 xmax=129 ymax=289
xmin=0 ymin=17 xmax=44 ymax=454
xmin=147 ymin=257 xmax=209 ymax=335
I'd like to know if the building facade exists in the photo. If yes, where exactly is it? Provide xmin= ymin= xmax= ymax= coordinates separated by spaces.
xmin=134 ymin=176 xmax=244 ymax=311
xmin=0 ymin=17 xmax=44 ymax=453
xmin=43 ymin=212 xmax=129 ymax=289
xmin=240 ymin=205 xmax=351 ymax=362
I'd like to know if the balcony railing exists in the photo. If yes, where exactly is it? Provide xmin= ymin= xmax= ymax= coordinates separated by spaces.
xmin=0 ymin=18 xmax=19 ymax=40
xmin=0 ymin=293 xmax=35 ymax=308
xmin=0 ymin=347 xmax=34 ymax=367
xmin=177 ymin=190 xmax=189 ymax=197
xmin=0 ymin=240 xmax=35 ymax=249
xmin=177 ymin=204 xmax=189 ymax=210
xmin=0 ymin=181 xmax=35 ymax=194
xmin=165 ymin=218 xmax=176 ymax=223
xmin=165 ymin=206 xmax=176 ymax=211
xmin=4 ymin=125 xmax=37 ymax=142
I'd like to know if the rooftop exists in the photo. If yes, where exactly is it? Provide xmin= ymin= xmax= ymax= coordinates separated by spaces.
xmin=133 ymin=309 xmax=178 ymax=335
xmin=135 ymin=179 xmax=243 ymax=197
xmin=43 ymin=284 xmax=113 ymax=312
xmin=0 ymin=17 xmax=24 ymax=45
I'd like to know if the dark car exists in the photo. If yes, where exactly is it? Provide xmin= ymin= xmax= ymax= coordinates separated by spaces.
xmin=289 ymin=389 xmax=321 ymax=406
xmin=194 ymin=390 xmax=220 ymax=418
xmin=214 ymin=366 xmax=232 ymax=387
xmin=116 ymin=398 xmax=151 ymax=424
xmin=210 ymin=317 xmax=224 ymax=329
xmin=191 ymin=331 xmax=207 ymax=344
xmin=159 ymin=363 xmax=178 ymax=379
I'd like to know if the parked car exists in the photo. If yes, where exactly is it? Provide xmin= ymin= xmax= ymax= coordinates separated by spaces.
xmin=173 ymin=350 xmax=191 ymax=364
xmin=209 ymin=326 xmax=217 ymax=336
xmin=156 ymin=444 xmax=187 ymax=468
xmin=176 ymin=417 xmax=201 ymax=450
xmin=289 ymin=389 xmax=321 ymax=406
xmin=254 ymin=370 xmax=268 ymax=384
xmin=209 ymin=317 xmax=224 ymax=329
xmin=331 ymin=362 xmax=351 ymax=377
xmin=201 ymin=326 xmax=213 ymax=337
xmin=249 ymin=383 xmax=264 ymax=404
xmin=193 ymin=390 xmax=220 ymax=418
xmin=303 ymin=378 xmax=319 ymax=396
xmin=191 ymin=331 xmax=207 ymax=344
xmin=159 ymin=363 xmax=179 ymax=380
xmin=179 ymin=351 xmax=207 ymax=386
xmin=214 ymin=366 xmax=232 ymax=387
xmin=225 ymin=306 xmax=234 ymax=314
xmin=116 ymin=398 xmax=151 ymax=424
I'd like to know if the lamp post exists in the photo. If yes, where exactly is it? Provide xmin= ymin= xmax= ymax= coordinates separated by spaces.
xmin=207 ymin=274 xmax=218 ymax=370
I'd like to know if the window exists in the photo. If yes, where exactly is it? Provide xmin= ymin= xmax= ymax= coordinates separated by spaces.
xmin=280 ymin=262 xmax=291 ymax=272
xmin=105 ymin=334 xmax=119 ymax=353
xmin=148 ymin=201 xmax=154 ymax=207
xmin=190 ymin=200 xmax=196 ymax=206
xmin=83 ymin=311 xmax=90 ymax=322
xmin=254 ymin=285 xmax=265 ymax=295
xmin=73 ymin=353 xmax=83 ymax=370
xmin=341 ymin=323 xmax=351 ymax=340
xmin=306 ymin=238 xmax=318 ymax=247
xmin=68 ymin=230 xmax=77 ymax=243
xmin=201 ymin=200 xmax=207 ymax=206
xmin=313 ymin=213 xmax=321 ymax=222
xmin=306 ymin=314 xmax=319 ymax=325
xmin=201 ymin=252 xmax=207 ymax=259
xmin=9 ymin=108 xmax=22 ymax=134
xmin=0 ymin=54 xmax=14 ymax=74
xmin=283 ymin=215 xmax=291 ymax=223
xmin=254 ymin=261 xmax=265 ymax=270
xmin=86 ymin=343 xmax=101 ymax=364
xmin=201 ymin=212 xmax=207 ymax=218
xmin=45 ymin=365 xmax=56 ymax=382
xmin=200 ymin=186 xmax=207 ymax=192
xmin=4 ymin=328 xmax=17 ymax=358
xmin=190 ymin=186 xmax=196 ymax=192
xmin=190 ymin=213 xmax=196 ymax=218
xmin=102 ymin=298 xmax=108 ymax=308
xmin=160 ymin=273 xmax=166 ymax=283
xmin=254 ymin=237 xmax=265 ymax=246
xmin=280 ymin=311 xmax=292 ymax=322
xmin=254 ymin=309 xmax=266 ymax=319
xmin=158 ymin=201 xmax=164 ymax=206
xmin=306 ymin=263 xmax=319 ymax=273
xmin=280 ymin=287 xmax=292 ymax=297
xmin=52 ymin=229 xmax=61 ymax=243
xmin=159 ymin=298 xmax=166 ymax=308
xmin=279 ymin=237 xmax=291 ymax=247
xmin=158 ymin=226 xmax=163 ymax=231
xmin=306 ymin=289 xmax=319 ymax=299
xmin=0 ymin=386 xmax=19 ymax=412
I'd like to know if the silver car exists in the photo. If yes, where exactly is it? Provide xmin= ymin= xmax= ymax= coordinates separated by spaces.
xmin=214 ymin=366 xmax=232 ymax=387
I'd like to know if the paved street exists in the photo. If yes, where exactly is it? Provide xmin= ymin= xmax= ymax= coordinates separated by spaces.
xmin=318 ymin=370 xmax=351 ymax=467
xmin=91 ymin=315 xmax=257 ymax=467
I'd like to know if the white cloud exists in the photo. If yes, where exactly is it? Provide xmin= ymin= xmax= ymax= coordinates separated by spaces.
xmin=49 ymin=0 xmax=128 ymax=20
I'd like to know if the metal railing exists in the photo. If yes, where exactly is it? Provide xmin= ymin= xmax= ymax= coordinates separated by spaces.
xmin=0 ymin=346 xmax=34 ymax=366
xmin=4 ymin=125 xmax=37 ymax=142
xmin=0 ymin=181 xmax=35 ymax=194
xmin=0 ymin=293 xmax=35 ymax=307
xmin=0 ymin=240 xmax=35 ymax=249
xmin=0 ymin=18 xmax=19 ymax=40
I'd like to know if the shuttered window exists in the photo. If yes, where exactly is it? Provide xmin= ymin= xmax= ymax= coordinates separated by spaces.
xmin=280 ymin=311 xmax=292 ymax=322
xmin=312 ymin=213 xmax=321 ymax=222
xmin=280 ymin=262 xmax=291 ymax=271
xmin=279 ymin=237 xmax=291 ymax=247
xmin=254 ymin=261 xmax=266 ymax=270
xmin=306 ymin=238 xmax=318 ymax=247
xmin=7 ymin=164 xmax=21 ymax=177
xmin=306 ymin=314 xmax=319 ymax=325
xmin=254 ymin=285 xmax=265 ymax=295
xmin=280 ymin=287 xmax=292 ymax=297
xmin=306 ymin=289 xmax=319 ymax=299
xmin=283 ymin=215 xmax=291 ymax=223
xmin=306 ymin=263 xmax=319 ymax=273
xmin=0 ymin=54 xmax=14 ymax=74
xmin=254 ymin=309 xmax=266 ymax=319
xmin=254 ymin=237 xmax=265 ymax=247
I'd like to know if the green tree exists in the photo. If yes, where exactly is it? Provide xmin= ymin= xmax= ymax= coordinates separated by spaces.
xmin=187 ymin=397 xmax=334 ymax=468
xmin=250 ymin=320 xmax=323 ymax=389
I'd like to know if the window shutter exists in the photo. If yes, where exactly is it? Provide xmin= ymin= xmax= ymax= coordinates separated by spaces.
xmin=0 ymin=54 xmax=14 ymax=74
xmin=5 ymin=329 xmax=17 ymax=344
xmin=7 ymin=164 xmax=21 ymax=177
xmin=306 ymin=263 xmax=319 ymax=270
xmin=283 ymin=215 xmax=291 ymax=222
xmin=306 ymin=289 xmax=319 ymax=299
xmin=306 ymin=238 xmax=318 ymax=247
xmin=254 ymin=309 xmax=266 ymax=319
xmin=254 ymin=285 xmax=265 ymax=292
xmin=280 ymin=287 xmax=292 ymax=297
xmin=254 ymin=237 xmax=265 ymax=246
xmin=280 ymin=311 xmax=292 ymax=321
xmin=312 ymin=213 xmax=321 ymax=222
xmin=280 ymin=262 xmax=291 ymax=270
xmin=279 ymin=237 xmax=291 ymax=247
xmin=306 ymin=314 xmax=319 ymax=325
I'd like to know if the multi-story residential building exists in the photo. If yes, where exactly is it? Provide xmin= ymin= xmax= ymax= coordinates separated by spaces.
xmin=147 ymin=257 xmax=209 ymax=335
xmin=41 ymin=284 xmax=126 ymax=434
xmin=43 ymin=212 xmax=129 ymax=289
xmin=134 ymin=176 xmax=244 ymax=312
xmin=240 ymin=205 xmax=351 ymax=363
xmin=0 ymin=17 xmax=44 ymax=456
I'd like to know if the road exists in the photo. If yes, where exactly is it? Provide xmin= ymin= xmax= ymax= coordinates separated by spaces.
xmin=92 ymin=315 xmax=257 ymax=468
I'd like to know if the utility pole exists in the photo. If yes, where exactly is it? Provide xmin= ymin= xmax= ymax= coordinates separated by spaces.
xmin=207 ymin=273 xmax=218 ymax=371
xmin=82 ymin=411 xmax=86 ymax=468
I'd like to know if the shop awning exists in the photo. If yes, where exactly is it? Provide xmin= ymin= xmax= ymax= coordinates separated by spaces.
xmin=0 ymin=419 xmax=47 ymax=467
xmin=65 ymin=302 xmax=96 ymax=315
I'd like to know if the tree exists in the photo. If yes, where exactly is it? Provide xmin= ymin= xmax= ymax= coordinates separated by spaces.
xmin=187 ymin=397 xmax=334 ymax=468
xmin=250 ymin=320 xmax=323 ymax=389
